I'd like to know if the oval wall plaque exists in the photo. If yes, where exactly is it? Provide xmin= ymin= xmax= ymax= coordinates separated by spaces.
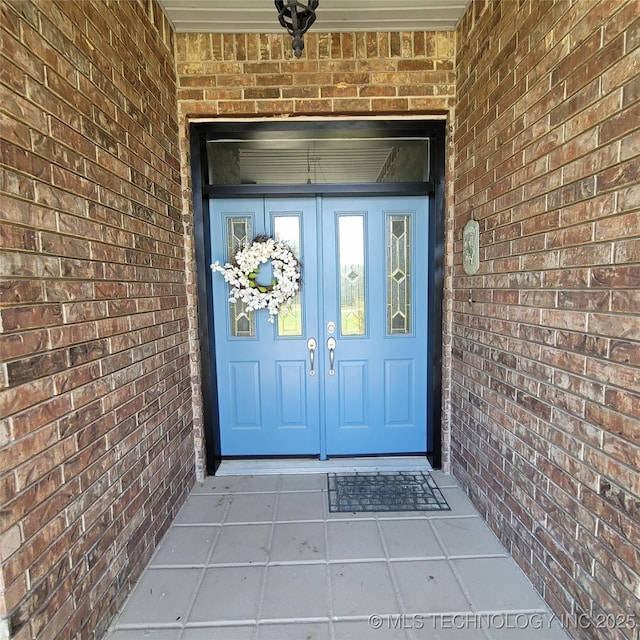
xmin=462 ymin=219 xmax=480 ymax=275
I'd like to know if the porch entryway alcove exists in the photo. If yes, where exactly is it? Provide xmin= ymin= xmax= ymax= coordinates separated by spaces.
xmin=189 ymin=118 xmax=446 ymax=475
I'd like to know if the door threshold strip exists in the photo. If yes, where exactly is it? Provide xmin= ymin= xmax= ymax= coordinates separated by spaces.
xmin=215 ymin=456 xmax=432 ymax=476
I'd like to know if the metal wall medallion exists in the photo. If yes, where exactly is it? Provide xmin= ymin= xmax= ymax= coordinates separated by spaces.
xmin=462 ymin=219 xmax=480 ymax=275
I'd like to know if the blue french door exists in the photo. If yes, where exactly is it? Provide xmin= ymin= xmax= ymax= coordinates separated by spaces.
xmin=321 ymin=197 xmax=428 ymax=455
xmin=210 ymin=198 xmax=320 ymax=455
xmin=210 ymin=196 xmax=429 ymax=457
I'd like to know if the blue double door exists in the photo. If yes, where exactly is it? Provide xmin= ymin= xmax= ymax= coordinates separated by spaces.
xmin=210 ymin=196 xmax=429 ymax=458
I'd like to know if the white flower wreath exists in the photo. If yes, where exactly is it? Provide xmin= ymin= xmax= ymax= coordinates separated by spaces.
xmin=211 ymin=235 xmax=301 ymax=323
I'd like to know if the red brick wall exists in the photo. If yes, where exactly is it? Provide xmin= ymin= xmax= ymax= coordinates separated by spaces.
xmin=453 ymin=1 xmax=639 ymax=639
xmin=3 ymin=1 xmax=636 ymax=638
xmin=0 ymin=2 xmax=193 ymax=639
xmin=175 ymin=30 xmax=456 ymax=117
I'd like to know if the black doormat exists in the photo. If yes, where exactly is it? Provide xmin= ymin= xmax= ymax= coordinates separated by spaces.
xmin=327 ymin=471 xmax=450 ymax=513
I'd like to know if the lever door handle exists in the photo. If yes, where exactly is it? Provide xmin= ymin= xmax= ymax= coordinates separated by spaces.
xmin=307 ymin=338 xmax=317 ymax=376
xmin=327 ymin=337 xmax=336 ymax=376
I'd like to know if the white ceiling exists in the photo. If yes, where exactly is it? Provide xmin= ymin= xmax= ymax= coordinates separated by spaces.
xmin=158 ymin=0 xmax=470 ymax=33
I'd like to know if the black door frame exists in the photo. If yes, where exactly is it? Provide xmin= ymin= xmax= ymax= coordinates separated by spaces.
xmin=190 ymin=118 xmax=446 ymax=475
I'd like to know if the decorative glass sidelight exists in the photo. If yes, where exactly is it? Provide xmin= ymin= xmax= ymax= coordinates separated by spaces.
xmin=226 ymin=216 xmax=255 ymax=337
xmin=274 ymin=216 xmax=303 ymax=337
xmin=338 ymin=215 xmax=366 ymax=336
xmin=386 ymin=214 xmax=412 ymax=335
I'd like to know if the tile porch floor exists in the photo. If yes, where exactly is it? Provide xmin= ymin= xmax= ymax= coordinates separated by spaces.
xmin=107 ymin=471 xmax=571 ymax=640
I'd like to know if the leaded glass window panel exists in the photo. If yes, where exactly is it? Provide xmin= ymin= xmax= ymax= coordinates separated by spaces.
xmin=386 ymin=214 xmax=412 ymax=335
xmin=274 ymin=216 xmax=302 ymax=337
xmin=338 ymin=215 xmax=366 ymax=336
xmin=226 ymin=216 xmax=255 ymax=337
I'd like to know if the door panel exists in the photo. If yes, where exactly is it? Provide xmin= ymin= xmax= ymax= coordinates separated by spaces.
xmin=229 ymin=362 xmax=261 ymax=427
xmin=339 ymin=361 xmax=368 ymax=425
xmin=321 ymin=197 xmax=428 ymax=455
xmin=385 ymin=360 xmax=414 ymax=424
xmin=211 ymin=195 xmax=428 ymax=457
xmin=211 ymin=198 xmax=320 ymax=455
xmin=276 ymin=361 xmax=306 ymax=425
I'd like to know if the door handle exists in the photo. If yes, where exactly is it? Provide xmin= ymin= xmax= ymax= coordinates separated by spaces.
xmin=327 ymin=337 xmax=336 ymax=376
xmin=307 ymin=337 xmax=317 ymax=376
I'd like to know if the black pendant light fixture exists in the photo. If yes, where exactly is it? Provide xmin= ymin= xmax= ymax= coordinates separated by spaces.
xmin=274 ymin=0 xmax=319 ymax=58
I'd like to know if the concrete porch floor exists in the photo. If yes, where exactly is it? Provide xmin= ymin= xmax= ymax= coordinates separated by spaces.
xmin=106 ymin=472 xmax=571 ymax=640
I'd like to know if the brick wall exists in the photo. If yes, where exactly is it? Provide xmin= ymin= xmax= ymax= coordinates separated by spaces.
xmin=175 ymin=29 xmax=457 ymax=477
xmin=453 ymin=1 xmax=639 ymax=639
xmin=4 ymin=1 xmax=636 ymax=638
xmin=0 ymin=1 xmax=194 ymax=639
xmin=175 ymin=30 xmax=456 ymax=117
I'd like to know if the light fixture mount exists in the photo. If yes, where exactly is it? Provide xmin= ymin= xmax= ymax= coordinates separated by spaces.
xmin=274 ymin=0 xmax=319 ymax=58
